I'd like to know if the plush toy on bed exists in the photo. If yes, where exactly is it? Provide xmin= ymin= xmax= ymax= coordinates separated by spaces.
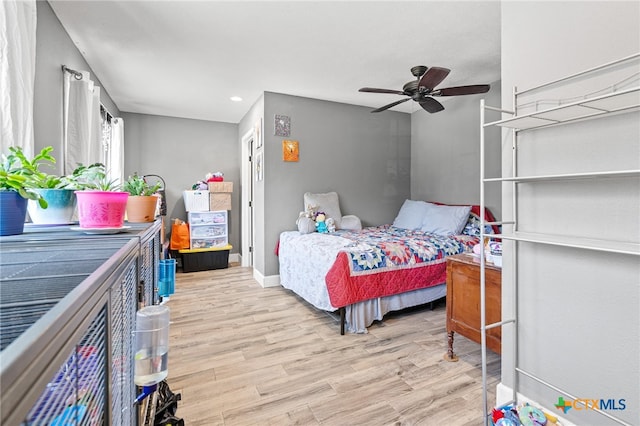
xmin=316 ymin=212 xmax=328 ymax=233
xmin=296 ymin=205 xmax=319 ymax=234
xmin=326 ymin=217 xmax=336 ymax=233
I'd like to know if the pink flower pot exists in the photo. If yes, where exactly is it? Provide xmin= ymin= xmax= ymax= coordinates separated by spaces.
xmin=75 ymin=191 xmax=128 ymax=228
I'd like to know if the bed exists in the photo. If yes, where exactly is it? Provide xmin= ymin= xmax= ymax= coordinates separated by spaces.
xmin=278 ymin=200 xmax=498 ymax=333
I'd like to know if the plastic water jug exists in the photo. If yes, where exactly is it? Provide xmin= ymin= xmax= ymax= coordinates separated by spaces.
xmin=134 ymin=305 xmax=170 ymax=386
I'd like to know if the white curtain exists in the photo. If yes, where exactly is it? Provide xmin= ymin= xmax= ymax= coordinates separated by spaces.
xmin=63 ymin=70 xmax=102 ymax=174
xmin=0 ymin=0 xmax=37 ymax=157
xmin=108 ymin=117 xmax=125 ymax=186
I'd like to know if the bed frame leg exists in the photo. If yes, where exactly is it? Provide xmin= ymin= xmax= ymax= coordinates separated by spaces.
xmin=340 ymin=307 xmax=345 ymax=335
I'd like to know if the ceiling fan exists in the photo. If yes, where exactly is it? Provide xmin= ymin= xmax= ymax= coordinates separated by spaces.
xmin=359 ymin=65 xmax=490 ymax=113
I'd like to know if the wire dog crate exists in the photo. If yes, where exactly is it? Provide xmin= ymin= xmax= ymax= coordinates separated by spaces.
xmin=0 ymin=221 xmax=162 ymax=425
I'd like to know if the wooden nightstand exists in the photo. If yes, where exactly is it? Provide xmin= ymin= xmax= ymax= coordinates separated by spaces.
xmin=444 ymin=253 xmax=502 ymax=362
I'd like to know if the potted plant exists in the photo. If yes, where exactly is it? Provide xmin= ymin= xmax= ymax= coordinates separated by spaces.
xmin=0 ymin=146 xmax=53 ymax=235
xmin=25 ymin=149 xmax=82 ymax=225
xmin=123 ymin=173 xmax=161 ymax=223
xmin=72 ymin=163 xmax=129 ymax=228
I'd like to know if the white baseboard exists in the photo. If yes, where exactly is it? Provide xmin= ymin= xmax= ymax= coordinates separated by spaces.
xmin=229 ymin=252 xmax=240 ymax=263
xmin=252 ymin=268 xmax=281 ymax=288
xmin=262 ymin=274 xmax=281 ymax=288
xmin=496 ymin=382 xmax=575 ymax=426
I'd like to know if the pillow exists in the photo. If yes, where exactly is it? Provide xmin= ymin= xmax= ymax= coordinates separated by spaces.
xmin=297 ymin=217 xmax=316 ymax=234
xmin=420 ymin=204 xmax=472 ymax=235
xmin=341 ymin=214 xmax=362 ymax=231
xmin=304 ymin=192 xmax=342 ymax=229
xmin=392 ymin=200 xmax=431 ymax=230
xmin=462 ymin=212 xmax=497 ymax=237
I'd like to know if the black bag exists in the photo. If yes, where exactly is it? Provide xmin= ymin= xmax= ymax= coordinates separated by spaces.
xmin=154 ymin=380 xmax=184 ymax=426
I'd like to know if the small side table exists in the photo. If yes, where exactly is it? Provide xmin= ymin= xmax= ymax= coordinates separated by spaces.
xmin=444 ymin=253 xmax=502 ymax=362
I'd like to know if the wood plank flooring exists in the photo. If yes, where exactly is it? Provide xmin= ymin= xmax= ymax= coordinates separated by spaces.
xmin=166 ymin=265 xmax=500 ymax=425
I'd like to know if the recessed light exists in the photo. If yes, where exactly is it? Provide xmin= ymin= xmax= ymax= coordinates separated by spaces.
xmin=230 ymin=96 xmax=243 ymax=102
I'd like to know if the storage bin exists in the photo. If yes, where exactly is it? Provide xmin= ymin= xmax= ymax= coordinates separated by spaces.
xmin=190 ymin=237 xmax=227 ymax=249
xmin=190 ymin=224 xmax=226 ymax=238
xmin=188 ymin=211 xmax=226 ymax=225
xmin=210 ymin=193 xmax=231 ymax=211
xmin=179 ymin=245 xmax=232 ymax=272
xmin=182 ymin=190 xmax=210 ymax=212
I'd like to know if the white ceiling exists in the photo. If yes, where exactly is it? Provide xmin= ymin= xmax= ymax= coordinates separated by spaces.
xmin=48 ymin=1 xmax=501 ymax=124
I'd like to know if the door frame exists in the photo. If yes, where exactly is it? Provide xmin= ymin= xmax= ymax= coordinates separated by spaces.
xmin=240 ymin=129 xmax=254 ymax=267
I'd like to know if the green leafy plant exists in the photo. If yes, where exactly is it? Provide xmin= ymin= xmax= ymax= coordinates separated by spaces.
xmin=123 ymin=173 xmax=162 ymax=196
xmin=68 ymin=163 xmax=121 ymax=191
xmin=0 ymin=146 xmax=58 ymax=208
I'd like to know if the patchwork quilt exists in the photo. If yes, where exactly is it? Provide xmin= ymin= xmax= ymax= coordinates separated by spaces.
xmin=325 ymin=225 xmax=479 ymax=307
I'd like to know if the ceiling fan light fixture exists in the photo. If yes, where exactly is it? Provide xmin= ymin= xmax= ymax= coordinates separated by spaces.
xmin=359 ymin=65 xmax=491 ymax=113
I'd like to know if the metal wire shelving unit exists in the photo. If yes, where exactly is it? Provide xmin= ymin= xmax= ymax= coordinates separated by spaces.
xmin=479 ymin=53 xmax=640 ymax=426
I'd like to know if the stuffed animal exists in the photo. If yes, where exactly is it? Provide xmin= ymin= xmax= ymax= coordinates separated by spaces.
xmin=316 ymin=212 xmax=328 ymax=233
xmin=301 ymin=204 xmax=318 ymax=220
xmin=296 ymin=205 xmax=319 ymax=234
xmin=326 ymin=217 xmax=336 ymax=233
xmin=192 ymin=180 xmax=208 ymax=190
xmin=206 ymin=172 xmax=224 ymax=182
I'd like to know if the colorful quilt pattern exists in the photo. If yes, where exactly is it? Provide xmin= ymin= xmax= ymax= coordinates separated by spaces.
xmin=334 ymin=225 xmax=477 ymax=276
xmin=324 ymin=226 xmax=480 ymax=308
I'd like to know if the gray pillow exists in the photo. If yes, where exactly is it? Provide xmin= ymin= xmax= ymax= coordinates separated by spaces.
xmin=392 ymin=199 xmax=431 ymax=230
xmin=304 ymin=192 xmax=343 ymax=229
xmin=420 ymin=204 xmax=472 ymax=235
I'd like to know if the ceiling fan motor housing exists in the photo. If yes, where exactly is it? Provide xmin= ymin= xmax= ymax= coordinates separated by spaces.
xmin=410 ymin=65 xmax=428 ymax=77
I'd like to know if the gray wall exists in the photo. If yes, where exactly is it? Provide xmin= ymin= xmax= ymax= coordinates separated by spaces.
xmin=410 ymin=82 xmax=502 ymax=218
xmin=255 ymin=92 xmax=411 ymax=277
xmin=122 ymin=113 xmax=240 ymax=250
xmin=34 ymin=1 xmax=119 ymax=174
xmin=500 ymin=2 xmax=639 ymax=425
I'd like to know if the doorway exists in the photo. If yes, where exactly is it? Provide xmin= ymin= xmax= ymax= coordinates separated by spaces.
xmin=240 ymin=129 xmax=254 ymax=267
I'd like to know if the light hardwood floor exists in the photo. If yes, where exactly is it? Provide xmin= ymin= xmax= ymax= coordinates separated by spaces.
xmin=166 ymin=265 xmax=500 ymax=425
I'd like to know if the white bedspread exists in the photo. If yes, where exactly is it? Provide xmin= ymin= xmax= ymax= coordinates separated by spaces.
xmin=278 ymin=231 xmax=351 ymax=311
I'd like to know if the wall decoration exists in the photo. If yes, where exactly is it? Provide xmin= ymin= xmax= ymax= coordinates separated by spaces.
xmin=255 ymin=151 xmax=263 ymax=181
xmin=254 ymin=118 xmax=262 ymax=149
xmin=274 ymin=114 xmax=291 ymax=137
xmin=282 ymin=140 xmax=299 ymax=162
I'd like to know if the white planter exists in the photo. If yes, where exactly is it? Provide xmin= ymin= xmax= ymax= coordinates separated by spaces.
xmin=27 ymin=189 xmax=77 ymax=225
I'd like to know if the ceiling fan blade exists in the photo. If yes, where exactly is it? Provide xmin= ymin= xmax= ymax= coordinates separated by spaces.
xmin=418 ymin=97 xmax=445 ymax=113
xmin=371 ymin=97 xmax=410 ymax=113
xmin=418 ymin=67 xmax=450 ymax=90
xmin=436 ymin=84 xmax=491 ymax=96
xmin=359 ymin=87 xmax=406 ymax=95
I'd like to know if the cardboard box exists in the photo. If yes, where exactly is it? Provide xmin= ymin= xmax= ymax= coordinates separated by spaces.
xmin=208 ymin=181 xmax=233 ymax=193
xmin=209 ymin=192 xmax=231 ymax=211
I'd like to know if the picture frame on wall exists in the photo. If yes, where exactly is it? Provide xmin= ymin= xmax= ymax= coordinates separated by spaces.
xmin=255 ymin=151 xmax=263 ymax=181
xmin=282 ymin=140 xmax=299 ymax=162
xmin=274 ymin=114 xmax=291 ymax=137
